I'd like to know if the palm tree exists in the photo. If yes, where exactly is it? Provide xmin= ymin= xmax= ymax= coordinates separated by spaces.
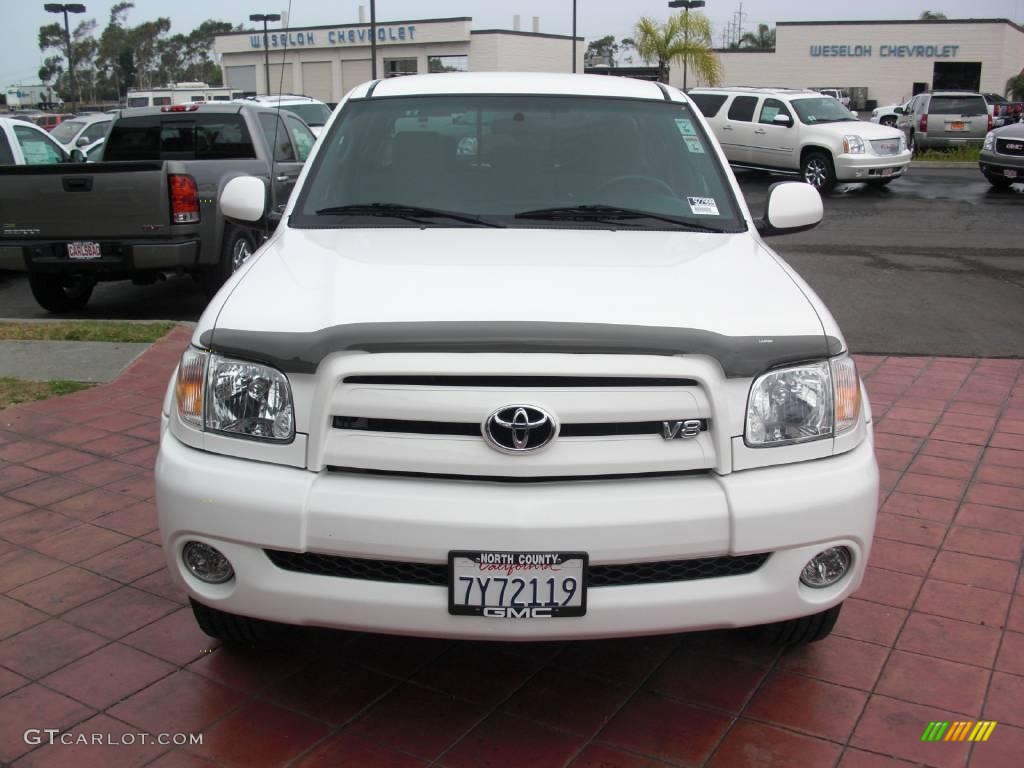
xmin=739 ymin=24 xmax=775 ymax=50
xmin=632 ymin=12 xmax=720 ymax=87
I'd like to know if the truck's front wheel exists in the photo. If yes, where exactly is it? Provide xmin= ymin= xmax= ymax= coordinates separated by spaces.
xmin=28 ymin=274 xmax=94 ymax=313
xmin=750 ymin=603 xmax=842 ymax=646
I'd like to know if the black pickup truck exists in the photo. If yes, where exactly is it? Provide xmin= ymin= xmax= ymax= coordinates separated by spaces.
xmin=0 ymin=102 xmax=316 ymax=311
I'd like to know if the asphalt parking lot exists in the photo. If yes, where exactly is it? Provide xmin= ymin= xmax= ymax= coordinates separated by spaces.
xmin=0 ymin=166 xmax=1022 ymax=357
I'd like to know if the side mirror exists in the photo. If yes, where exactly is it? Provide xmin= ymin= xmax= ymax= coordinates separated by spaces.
xmin=772 ymin=113 xmax=793 ymax=127
xmin=76 ymin=136 xmax=90 ymax=147
xmin=70 ymin=148 xmax=87 ymax=163
xmin=850 ymin=110 xmax=859 ymax=119
xmin=220 ymin=176 xmax=267 ymax=223
xmin=755 ymin=181 xmax=823 ymax=237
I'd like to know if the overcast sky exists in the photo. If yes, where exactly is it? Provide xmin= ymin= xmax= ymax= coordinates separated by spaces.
xmin=4 ymin=0 xmax=1022 ymax=83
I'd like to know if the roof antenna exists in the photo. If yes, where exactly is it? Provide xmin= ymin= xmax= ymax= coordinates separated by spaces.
xmin=267 ymin=0 xmax=293 ymax=242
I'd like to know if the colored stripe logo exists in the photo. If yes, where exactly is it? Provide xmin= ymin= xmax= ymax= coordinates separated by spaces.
xmin=921 ymin=721 xmax=997 ymax=742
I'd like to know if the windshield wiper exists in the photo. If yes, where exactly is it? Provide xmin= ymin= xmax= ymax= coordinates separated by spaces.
xmin=515 ymin=204 xmax=730 ymax=232
xmin=314 ymin=203 xmax=503 ymax=228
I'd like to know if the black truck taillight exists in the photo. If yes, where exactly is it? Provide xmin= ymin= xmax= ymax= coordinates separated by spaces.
xmin=169 ymin=174 xmax=200 ymax=224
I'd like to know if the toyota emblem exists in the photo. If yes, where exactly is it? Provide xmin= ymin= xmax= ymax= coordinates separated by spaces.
xmin=482 ymin=405 xmax=557 ymax=453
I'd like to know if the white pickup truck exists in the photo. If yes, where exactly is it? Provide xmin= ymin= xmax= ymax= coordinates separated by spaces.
xmin=156 ymin=72 xmax=878 ymax=647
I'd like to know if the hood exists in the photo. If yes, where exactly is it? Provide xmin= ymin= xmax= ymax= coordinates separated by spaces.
xmin=200 ymin=227 xmax=837 ymax=377
xmin=838 ymin=121 xmax=904 ymax=141
xmin=994 ymin=121 xmax=1024 ymax=138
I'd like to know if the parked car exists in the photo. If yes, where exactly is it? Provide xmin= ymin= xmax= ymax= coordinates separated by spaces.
xmin=896 ymin=91 xmax=991 ymax=153
xmin=0 ymin=102 xmax=316 ymax=311
xmin=31 ymin=113 xmax=74 ymax=132
xmin=870 ymin=100 xmax=911 ymax=127
xmin=156 ymin=72 xmax=878 ymax=648
xmin=689 ymin=86 xmax=910 ymax=191
xmin=979 ymin=121 xmax=1024 ymax=188
xmin=48 ymin=112 xmax=113 ymax=150
xmin=812 ymin=88 xmax=850 ymax=107
xmin=234 ymin=94 xmax=331 ymax=137
xmin=0 ymin=117 xmax=72 ymax=165
xmin=983 ymin=93 xmax=1024 ymax=127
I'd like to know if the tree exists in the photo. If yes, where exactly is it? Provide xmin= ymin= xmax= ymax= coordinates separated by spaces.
xmin=919 ymin=11 xmax=948 ymax=20
xmin=632 ymin=12 xmax=720 ymax=86
xmin=739 ymin=23 xmax=775 ymax=50
xmin=1008 ymin=73 xmax=1024 ymax=101
xmin=585 ymin=35 xmax=619 ymax=67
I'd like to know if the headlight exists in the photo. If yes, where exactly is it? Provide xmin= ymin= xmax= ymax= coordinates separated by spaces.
xmin=745 ymin=356 xmax=861 ymax=447
xmin=175 ymin=348 xmax=294 ymax=441
xmin=983 ymin=131 xmax=995 ymax=151
xmin=842 ymin=135 xmax=866 ymax=154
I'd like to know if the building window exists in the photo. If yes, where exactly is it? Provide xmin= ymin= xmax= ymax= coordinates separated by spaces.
xmin=384 ymin=58 xmax=417 ymax=77
xmin=428 ymin=55 xmax=469 ymax=74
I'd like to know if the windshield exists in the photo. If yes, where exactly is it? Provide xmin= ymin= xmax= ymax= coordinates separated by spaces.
xmin=292 ymin=94 xmax=744 ymax=231
xmin=791 ymin=97 xmax=858 ymax=124
xmin=50 ymin=120 xmax=85 ymax=143
xmin=281 ymin=103 xmax=331 ymax=126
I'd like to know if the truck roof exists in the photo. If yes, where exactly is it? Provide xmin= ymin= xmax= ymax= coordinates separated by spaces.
xmin=362 ymin=72 xmax=672 ymax=102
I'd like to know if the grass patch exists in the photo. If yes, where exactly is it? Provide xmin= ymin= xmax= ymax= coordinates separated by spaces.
xmin=0 ymin=321 xmax=175 ymax=343
xmin=914 ymin=145 xmax=981 ymax=162
xmin=0 ymin=378 xmax=93 ymax=409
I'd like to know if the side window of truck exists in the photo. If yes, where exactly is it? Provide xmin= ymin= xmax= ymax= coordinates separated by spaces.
xmin=13 ymin=126 xmax=64 ymax=164
xmin=285 ymin=114 xmax=316 ymax=161
xmin=758 ymin=98 xmax=791 ymax=124
xmin=0 ymin=130 xmax=15 ymax=165
xmin=258 ymin=113 xmax=297 ymax=162
xmin=727 ymin=96 xmax=758 ymax=122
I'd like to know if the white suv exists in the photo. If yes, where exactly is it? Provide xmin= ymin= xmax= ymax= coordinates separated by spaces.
xmin=235 ymin=94 xmax=332 ymax=137
xmin=157 ymin=73 xmax=878 ymax=647
xmin=690 ymin=87 xmax=911 ymax=192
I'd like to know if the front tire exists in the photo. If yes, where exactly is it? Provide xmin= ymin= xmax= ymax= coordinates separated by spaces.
xmin=801 ymin=151 xmax=837 ymax=193
xmin=750 ymin=603 xmax=842 ymax=646
xmin=28 ymin=273 xmax=94 ymax=313
xmin=190 ymin=599 xmax=285 ymax=647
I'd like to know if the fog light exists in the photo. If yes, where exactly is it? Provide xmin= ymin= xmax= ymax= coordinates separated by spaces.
xmin=182 ymin=541 xmax=234 ymax=584
xmin=800 ymin=546 xmax=851 ymax=588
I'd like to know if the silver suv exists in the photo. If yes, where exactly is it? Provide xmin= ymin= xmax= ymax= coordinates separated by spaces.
xmin=897 ymin=91 xmax=992 ymax=153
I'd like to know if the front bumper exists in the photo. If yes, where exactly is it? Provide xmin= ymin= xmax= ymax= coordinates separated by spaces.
xmin=834 ymin=150 xmax=912 ymax=182
xmin=979 ymin=149 xmax=1024 ymax=179
xmin=156 ymin=428 xmax=878 ymax=641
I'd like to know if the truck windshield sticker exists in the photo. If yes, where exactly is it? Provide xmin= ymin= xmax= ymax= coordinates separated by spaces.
xmin=687 ymin=196 xmax=720 ymax=216
xmin=674 ymin=118 xmax=697 ymax=136
xmin=683 ymin=136 xmax=705 ymax=154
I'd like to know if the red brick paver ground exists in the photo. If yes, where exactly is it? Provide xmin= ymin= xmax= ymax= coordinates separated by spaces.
xmin=0 ymin=331 xmax=1022 ymax=767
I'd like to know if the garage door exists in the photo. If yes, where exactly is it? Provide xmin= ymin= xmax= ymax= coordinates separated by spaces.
xmin=302 ymin=62 xmax=333 ymax=101
xmin=267 ymin=63 xmax=294 ymax=94
xmin=341 ymin=60 xmax=373 ymax=94
xmin=225 ymin=65 xmax=257 ymax=93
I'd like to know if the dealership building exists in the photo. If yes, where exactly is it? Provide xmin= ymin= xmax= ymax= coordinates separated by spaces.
xmin=214 ymin=16 xmax=583 ymax=102
xmin=672 ymin=18 xmax=1024 ymax=108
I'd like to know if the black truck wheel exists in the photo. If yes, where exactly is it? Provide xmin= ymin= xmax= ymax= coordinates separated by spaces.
xmin=198 ymin=226 xmax=258 ymax=298
xmin=28 ymin=274 xmax=94 ymax=313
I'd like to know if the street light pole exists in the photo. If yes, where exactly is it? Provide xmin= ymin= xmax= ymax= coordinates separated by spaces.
xmin=43 ymin=4 xmax=86 ymax=112
xmin=370 ymin=0 xmax=377 ymax=79
xmin=249 ymin=13 xmax=281 ymax=96
xmin=668 ymin=0 xmax=705 ymax=91
xmin=572 ymin=0 xmax=577 ymax=73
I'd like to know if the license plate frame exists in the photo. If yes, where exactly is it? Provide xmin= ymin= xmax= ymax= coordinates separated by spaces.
xmin=448 ymin=550 xmax=588 ymax=618
xmin=882 ymin=167 xmax=894 ymax=177
xmin=66 ymin=241 xmax=101 ymax=260
xmin=949 ymin=121 xmax=966 ymax=131
xmin=1005 ymin=169 xmax=1018 ymax=178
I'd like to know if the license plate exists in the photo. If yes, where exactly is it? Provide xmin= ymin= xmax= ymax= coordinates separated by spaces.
xmin=67 ymin=241 xmax=101 ymax=260
xmin=949 ymin=121 xmax=966 ymax=131
xmin=449 ymin=551 xmax=587 ymax=618
xmin=1005 ymin=170 xmax=1018 ymax=178
xmin=883 ymin=168 xmax=894 ymax=177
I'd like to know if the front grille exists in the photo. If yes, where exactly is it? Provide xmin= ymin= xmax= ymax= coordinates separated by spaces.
xmin=996 ymin=138 xmax=1024 ymax=156
xmin=263 ymin=549 xmax=770 ymax=587
xmin=333 ymin=416 xmax=709 ymax=438
xmin=871 ymin=138 xmax=901 ymax=156
xmin=343 ymin=375 xmax=699 ymax=387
